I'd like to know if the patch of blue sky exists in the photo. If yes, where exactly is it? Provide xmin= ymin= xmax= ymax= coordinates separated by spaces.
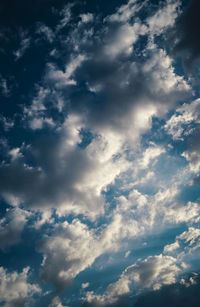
xmin=78 ymin=128 xmax=96 ymax=149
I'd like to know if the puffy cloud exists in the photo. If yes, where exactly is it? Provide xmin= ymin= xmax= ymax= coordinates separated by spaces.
xmin=80 ymin=13 xmax=94 ymax=24
xmin=137 ymin=144 xmax=165 ymax=169
xmin=164 ymin=201 xmax=200 ymax=224
xmin=147 ymin=0 xmax=180 ymax=36
xmin=48 ymin=296 xmax=69 ymax=307
xmin=181 ymin=126 xmax=200 ymax=173
xmin=38 ymin=219 xmax=102 ymax=291
xmin=0 ymin=266 xmax=40 ymax=306
xmin=0 ymin=113 xmax=131 ymax=219
xmin=107 ymin=0 xmax=147 ymax=23
xmin=163 ymin=241 xmax=180 ymax=254
xmin=177 ymin=227 xmax=200 ymax=248
xmin=84 ymin=254 xmax=183 ymax=305
xmin=103 ymin=22 xmax=147 ymax=58
xmin=165 ymin=99 xmax=200 ymax=140
xmin=47 ymin=55 xmax=86 ymax=88
xmin=0 ymin=207 xmax=30 ymax=251
xmin=0 ymin=1 xmax=198 ymax=305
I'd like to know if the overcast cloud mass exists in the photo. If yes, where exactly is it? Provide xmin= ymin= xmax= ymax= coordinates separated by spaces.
xmin=0 ymin=0 xmax=200 ymax=306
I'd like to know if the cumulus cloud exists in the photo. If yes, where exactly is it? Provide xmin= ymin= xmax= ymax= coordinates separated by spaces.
xmin=84 ymin=254 xmax=183 ymax=305
xmin=0 ymin=0 xmax=199 ymax=305
xmin=181 ymin=128 xmax=200 ymax=173
xmin=47 ymin=55 xmax=86 ymax=88
xmin=0 ymin=113 xmax=131 ymax=219
xmin=147 ymin=0 xmax=180 ymax=36
xmin=0 ymin=207 xmax=30 ymax=251
xmin=38 ymin=219 xmax=102 ymax=291
xmin=164 ymin=201 xmax=200 ymax=224
xmin=0 ymin=266 xmax=40 ymax=306
xmin=165 ymin=98 xmax=200 ymax=140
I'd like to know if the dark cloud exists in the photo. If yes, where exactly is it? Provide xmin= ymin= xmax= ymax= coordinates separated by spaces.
xmin=172 ymin=0 xmax=200 ymax=71
xmin=134 ymin=275 xmax=200 ymax=307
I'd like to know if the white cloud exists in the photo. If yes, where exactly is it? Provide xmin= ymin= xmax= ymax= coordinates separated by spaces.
xmin=165 ymin=99 xmax=200 ymax=140
xmin=137 ymin=144 xmax=165 ymax=169
xmin=47 ymin=55 xmax=86 ymax=88
xmin=164 ymin=241 xmax=180 ymax=254
xmin=9 ymin=148 xmax=23 ymax=161
xmin=107 ymin=0 xmax=147 ymax=23
xmin=48 ymin=296 xmax=69 ymax=307
xmin=147 ymin=0 xmax=181 ymax=36
xmin=38 ymin=219 xmax=102 ymax=290
xmin=0 ymin=266 xmax=40 ymax=306
xmin=164 ymin=201 xmax=200 ymax=224
xmin=80 ymin=13 xmax=94 ymax=23
xmin=104 ymin=22 xmax=147 ymax=58
xmin=182 ymin=150 xmax=200 ymax=173
xmin=84 ymin=254 xmax=183 ymax=305
xmin=177 ymin=227 xmax=200 ymax=247
xmin=81 ymin=282 xmax=90 ymax=289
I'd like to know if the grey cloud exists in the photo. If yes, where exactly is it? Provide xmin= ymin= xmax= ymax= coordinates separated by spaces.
xmin=37 ymin=219 xmax=102 ymax=293
xmin=13 ymin=30 xmax=31 ymax=61
xmin=134 ymin=274 xmax=200 ymax=307
xmin=172 ymin=0 xmax=200 ymax=71
xmin=0 ymin=207 xmax=29 ymax=251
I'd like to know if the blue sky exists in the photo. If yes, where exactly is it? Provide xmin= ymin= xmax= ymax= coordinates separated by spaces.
xmin=0 ymin=0 xmax=200 ymax=306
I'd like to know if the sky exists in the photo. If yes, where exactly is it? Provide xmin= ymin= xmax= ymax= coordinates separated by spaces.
xmin=0 ymin=0 xmax=200 ymax=306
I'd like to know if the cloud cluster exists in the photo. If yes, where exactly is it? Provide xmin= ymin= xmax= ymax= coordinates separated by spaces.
xmin=84 ymin=254 xmax=183 ymax=305
xmin=0 ymin=0 xmax=200 ymax=306
xmin=0 ymin=266 xmax=40 ymax=307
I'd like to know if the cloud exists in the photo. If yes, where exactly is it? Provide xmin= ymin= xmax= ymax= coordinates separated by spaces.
xmin=107 ymin=0 xmax=147 ymax=23
xmin=48 ymin=296 xmax=69 ymax=307
xmin=0 ymin=1 xmax=199 ymax=305
xmin=0 ymin=111 xmax=132 ymax=219
xmin=163 ymin=241 xmax=180 ymax=254
xmin=13 ymin=30 xmax=30 ymax=60
xmin=147 ymin=0 xmax=180 ymax=36
xmin=134 ymin=274 xmax=200 ymax=307
xmin=36 ymin=23 xmax=55 ymax=43
xmin=84 ymin=254 xmax=183 ymax=305
xmin=181 ymin=128 xmax=200 ymax=173
xmin=0 ymin=266 xmax=40 ymax=306
xmin=47 ymin=55 xmax=86 ymax=88
xmin=164 ymin=201 xmax=200 ymax=224
xmin=0 ymin=76 xmax=10 ymax=97
xmin=56 ymin=3 xmax=72 ymax=32
xmin=80 ymin=13 xmax=94 ymax=24
xmin=0 ymin=207 xmax=30 ymax=251
xmin=165 ymin=98 xmax=200 ymax=140
xmin=38 ymin=219 xmax=102 ymax=292
xmin=172 ymin=0 xmax=200 ymax=70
